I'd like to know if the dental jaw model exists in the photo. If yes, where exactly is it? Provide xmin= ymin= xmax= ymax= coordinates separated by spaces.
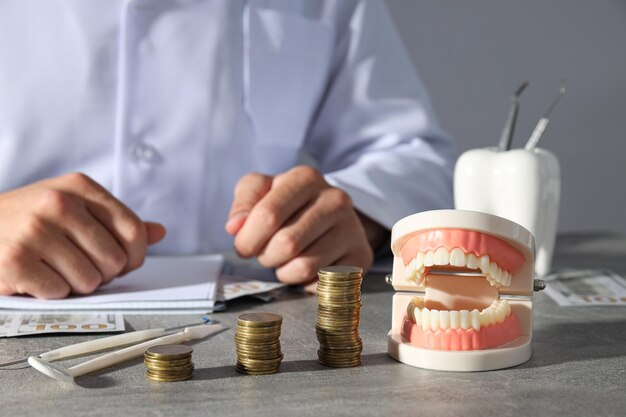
xmin=387 ymin=210 xmax=535 ymax=371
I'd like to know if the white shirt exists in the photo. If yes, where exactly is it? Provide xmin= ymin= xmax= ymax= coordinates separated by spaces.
xmin=0 ymin=0 xmax=455 ymax=255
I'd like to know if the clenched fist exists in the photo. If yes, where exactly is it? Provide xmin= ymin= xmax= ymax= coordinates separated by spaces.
xmin=0 ymin=173 xmax=165 ymax=299
xmin=225 ymin=166 xmax=386 ymax=291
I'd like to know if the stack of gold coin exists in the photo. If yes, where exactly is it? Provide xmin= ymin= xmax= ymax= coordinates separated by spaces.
xmin=316 ymin=266 xmax=364 ymax=368
xmin=144 ymin=344 xmax=194 ymax=382
xmin=235 ymin=313 xmax=283 ymax=375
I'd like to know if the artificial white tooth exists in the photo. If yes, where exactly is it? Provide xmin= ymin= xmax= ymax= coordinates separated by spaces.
xmin=405 ymin=264 xmax=415 ymax=281
xmin=471 ymin=309 xmax=481 ymax=331
xmin=479 ymin=255 xmax=490 ymax=274
xmin=489 ymin=262 xmax=499 ymax=281
xmin=439 ymin=310 xmax=450 ymax=330
xmin=450 ymin=248 xmax=466 ymax=267
xmin=421 ymin=308 xmax=431 ymax=332
xmin=503 ymin=300 xmax=511 ymax=315
xmin=505 ymin=271 xmax=512 ymax=286
xmin=424 ymin=251 xmax=435 ymax=267
xmin=459 ymin=310 xmax=470 ymax=330
xmin=407 ymin=303 xmax=415 ymax=322
xmin=497 ymin=269 xmax=505 ymax=285
xmin=414 ymin=307 xmax=422 ymax=326
xmin=416 ymin=273 xmax=425 ymax=287
xmin=495 ymin=269 xmax=504 ymax=288
xmin=488 ymin=308 xmax=496 ymax=325
xmin=449 ymin=311 xmax=460 ymax=329
xmin=494 ymin=266 xmax=502 ymax=285
xmin=499 ymin=301 xmax=507 ymax=317
xmin=479 ymin=309 xmax=489 ymax=327
xmin=434 ymin=247 xmax=449 ymax=265
xmin=430 ymin=310 xmax=440 ymax=331
xmin=467 ymin=253 xmax=478 ymax=270
xmin=495 ymin=304 xmax=506 ymax=323
xmin=416 ymin=251 xmax=425 ymax=266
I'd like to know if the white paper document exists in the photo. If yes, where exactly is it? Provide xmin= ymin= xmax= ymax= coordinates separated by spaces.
xmin=0 ymin=255 xmax=222 ymax=312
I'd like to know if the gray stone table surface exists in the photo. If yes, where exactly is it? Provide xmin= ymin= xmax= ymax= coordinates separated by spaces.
xmin=1 ymin=233 xmax=625 ymax=417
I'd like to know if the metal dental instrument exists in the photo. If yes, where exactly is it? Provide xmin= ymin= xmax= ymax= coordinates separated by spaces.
xmin=0 ymin=317 xmax=213 ymax=368
xmin=524 ymin=80 xmax=566 ymax=151
xmin=28 ymin=324 xmax=223 ymax=384
xmin=385 ymin=271 xmax=546 ymax=292
xmin=498 ymin=80 xmax=529 ymax=151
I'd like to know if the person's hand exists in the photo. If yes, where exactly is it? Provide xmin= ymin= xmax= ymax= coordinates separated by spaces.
xmin=0 ymin=173 xmax=166 ymax=299
xmin=225 ymin=166 xmax=385 ymax=291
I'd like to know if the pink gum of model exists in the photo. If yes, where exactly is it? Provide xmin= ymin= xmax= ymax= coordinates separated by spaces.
xmin=400 ymin=229 xmax=525 ymax=276
xmin=401 ymin=313 xmax=522 ymax=351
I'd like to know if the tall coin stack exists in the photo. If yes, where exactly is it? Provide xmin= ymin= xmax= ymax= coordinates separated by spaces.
xmin=144 ymin=344 xmax=194 ymax=382
xmin=235 ymin=313 xmax=283 ymax=375
xmin=316 ymin=266 xmax=364 ymax=368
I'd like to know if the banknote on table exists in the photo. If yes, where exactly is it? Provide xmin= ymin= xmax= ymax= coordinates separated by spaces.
xmin=544 ymin=268 xmax=626 ymax=306
xmin=0 ymin=313 xmax=125 ymax=337
xmin=218 ymin=275 xmax=285 ymax=302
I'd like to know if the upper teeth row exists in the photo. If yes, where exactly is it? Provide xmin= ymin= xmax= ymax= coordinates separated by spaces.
xmin=407 ymin=298 xmax=512 ymax=332
xmin=404 ymin=248 xmax=512 ymax=287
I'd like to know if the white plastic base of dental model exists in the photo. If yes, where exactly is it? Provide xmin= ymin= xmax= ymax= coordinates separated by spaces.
xmin=387 ymin=332 xmax=531 ymax=372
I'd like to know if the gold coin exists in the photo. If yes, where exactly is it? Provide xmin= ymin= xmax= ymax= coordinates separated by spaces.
xmin=238 ymin=313 xmax=283 ymax=327
xmin=318 ymin=359 xmax=361 ymax=368
xmin=235 ymin=331 xmax=282 ymax=339
xmin=235 ymin=343 xmax=282 ymax=350
xmin=318 ymin=265 xmax=363 ymax=275
xmin=236 ymin=349 xmax=282 ymax=357
xmin=236 ymin=323 xmax=282 ymax=330
xmin=316 ymin=280 xmax=362 ymax=287
xmin=235 ymin=366 xmax=279 ymax=375
xmin=147 ymin=373 xmax=193 ymax=382
xmin=145 ymin=344 xmax=193 ymax=360
xmin=235 ymin=349 xmax=281 ymax=356
xmin=316 ymin=317 xmax=360 ymax=324
xmin=235 ymin=336 xmax=282 ymax=342
xmin=144 ymin=357 xmax=192 ymax=366
xmin=236 ymin=326 xmax=282 ymax=334
xmin=317 ymin=294 xmax=361 ymax=302
xmin=236 ymin=362 xmax=281 ymax=370
xmin=146 ymin=362 xmax=195 ymax=371
xmin=316 ymin=317 xmax=360 ymax=325
xmin=236 ymin=360 xmax=282 ymax=368
xmin=316 ymin=282 xmax=361 ymax=290
xmin=235 ymin=354 xmax=283 ymax=365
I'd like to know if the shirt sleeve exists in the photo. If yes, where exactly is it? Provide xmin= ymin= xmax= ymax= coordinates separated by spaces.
xmin=304 ymin=0 xmax=457 ymax=230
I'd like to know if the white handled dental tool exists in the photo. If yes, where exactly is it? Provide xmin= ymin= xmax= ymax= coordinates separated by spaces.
xmin=40 ymin=328 xmax=166 ymax=361
xmin=28 ymin=324 xmax=223 ymax=384
xmin=524 ymin=80 xmax=566 ymax=151
xmin=0 ymin=328 xmax=166 ymax=367
xmin=1 ymin=317 xmax=214 ymax=367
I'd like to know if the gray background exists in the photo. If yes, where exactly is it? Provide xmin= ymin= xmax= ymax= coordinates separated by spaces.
xmin=386 ymin=0 xmax=626 ymax=234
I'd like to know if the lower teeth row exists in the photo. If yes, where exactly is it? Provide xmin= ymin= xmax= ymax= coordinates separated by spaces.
xmin=406 ymin=297 xmax=512 ymax=332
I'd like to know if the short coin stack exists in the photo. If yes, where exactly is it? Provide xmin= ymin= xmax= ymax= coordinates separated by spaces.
xmin=316 ymin=266 xmax=364 ymax=368
xmin=144 ymin=344 xmax=194 ymax=382
xmin=235 ymin=313 xmax=283 ymax=375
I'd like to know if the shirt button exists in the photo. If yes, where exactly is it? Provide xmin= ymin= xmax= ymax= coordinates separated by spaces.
xmin=128 ymin=142 xmax=161 ymax=165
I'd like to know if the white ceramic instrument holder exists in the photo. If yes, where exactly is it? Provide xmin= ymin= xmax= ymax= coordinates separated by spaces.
xmin=454 ymin=147 xmax=560 ymax=277
xmin=387 ymin=210 xmax=536 ymax=372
